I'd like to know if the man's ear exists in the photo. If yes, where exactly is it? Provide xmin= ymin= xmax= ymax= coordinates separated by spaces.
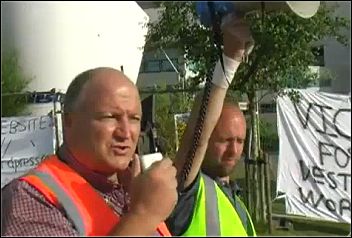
xmin=63 ymin=113 xmax=73 ymax=128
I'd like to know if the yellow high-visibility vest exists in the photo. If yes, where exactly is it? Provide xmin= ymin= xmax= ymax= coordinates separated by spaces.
xmin=182 ymin=173 xmax=256 ymax=236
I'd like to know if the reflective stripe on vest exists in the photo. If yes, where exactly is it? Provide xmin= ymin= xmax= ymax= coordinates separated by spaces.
xmin=234 ymin=194 xmax=248 ymax=232
xmin=235 ymin=196 xmax=256 ymax=236
xmin=182 ymin=173 xmax=255 ymax=236
xmin=203 ymin=174 xmax=220 ymax=235
xmin=28 ymin=170 xmax=86 ymax=235
xmin=21 ymin=155 xmax=120 ymax=236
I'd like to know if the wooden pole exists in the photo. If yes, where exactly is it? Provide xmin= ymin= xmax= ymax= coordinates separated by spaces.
xmin=264 ymin=153 xmax=273 ymax=234
xmin=249 ymin=95 xmax=260 ymax=222
xmin=51 ymin=89 xmax=60 ymax=151
xmin=260 ymin=152 xmax=266 ymax=223
xmin=245 ymin=128 xmax=252 ymax=211
xmin=245 ymin=157 xmax=250 ymax=210
xmin=59 ymin=93 xmax=65 ymax=148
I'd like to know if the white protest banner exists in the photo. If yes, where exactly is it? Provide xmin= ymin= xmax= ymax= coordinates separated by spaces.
xmin=1 ymin=115 xmax=55 ymax=188
xmin=276 ymin=88 xmax=351 ymax=223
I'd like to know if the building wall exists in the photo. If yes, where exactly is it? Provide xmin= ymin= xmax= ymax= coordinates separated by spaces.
xmin=136 ymin=7 xmax=184 ymax=89
xmin=138 ymin=72 xmax=180 ymax=88
xmin=321 ymin=1 xmax=351 ymax=94
xmin=1 ymin=1 xmax=149 ymax=93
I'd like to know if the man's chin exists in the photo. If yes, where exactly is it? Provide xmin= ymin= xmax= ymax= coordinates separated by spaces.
xmin=100 ymin=155 xmax=130 ymax=172
xmin=219 ymin=166 xmax=235 ymax=177
xmin=111 ymin=159 xmax=131 ymax=171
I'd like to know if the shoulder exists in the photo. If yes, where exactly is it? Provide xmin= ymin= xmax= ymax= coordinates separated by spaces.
xmin=2 ymin=178 xmax=48 ymax=203
xmin=165 ymin=173 xmax=202 ymax=236
xmin=178 ymin=172 xmax=204 ymax=202
xmin=1 ymin=179 xmax=78 ymax=236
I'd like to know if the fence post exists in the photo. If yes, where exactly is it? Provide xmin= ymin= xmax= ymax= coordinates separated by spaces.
xmin=260 ymin=151 xmax=266 ymax=223
xmin=50 ymin=89 xmax=60 ymax=151
xmin=245 ymin=157 xmax=251 ymax=212
xmin=264 ymin=152 xmax=273 ymax=234
xmin=244 ymin=127 xmax=252 ymax=212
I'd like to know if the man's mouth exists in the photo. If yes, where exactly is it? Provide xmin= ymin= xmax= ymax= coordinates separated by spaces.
xmin=111 ymin=145 xmax=130 ymax=155
xmin=222 ymin=159 xmax=236 ymax=166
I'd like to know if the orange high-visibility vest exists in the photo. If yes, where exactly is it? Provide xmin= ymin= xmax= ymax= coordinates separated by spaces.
xmin=20 ymin=155 xmax=171 ymax=236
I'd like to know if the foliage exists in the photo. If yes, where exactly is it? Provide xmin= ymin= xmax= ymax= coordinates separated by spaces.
xmin=1 ymin=50 xmax=32 ymax=117
xmin=145 ymin=2 xmax=350 ymax=100
xmin=143 ymin=85 xmax=194 ymax=157
xmin=176 ymin=119 xmax=187 ymax=150
xmin=259 ymin=119 xmax=279 ymax=152
xmin=145 ymin=2 xmax=218 ymax=86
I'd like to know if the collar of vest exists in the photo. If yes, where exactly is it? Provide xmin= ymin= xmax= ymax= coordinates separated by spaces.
xmin=20 ymin=155 xmax=171 ymax=236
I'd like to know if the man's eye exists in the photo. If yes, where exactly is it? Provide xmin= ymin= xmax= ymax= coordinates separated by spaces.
xmin=102 ymin=115 xmax=115 ymax=119
xmin=217 ymin=138 xmax=227 ymax=143
xmin=98 ymin=114 xmax=118 ymax=121
xmin=130 ymin=116 xmax=141 ymax=122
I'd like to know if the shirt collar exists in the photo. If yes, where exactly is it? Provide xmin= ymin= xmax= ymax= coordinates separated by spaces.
xmin=214 ymin=176 xmax=237 ymax=190
xmin=57 ymin=145 xmax=122 ymax=193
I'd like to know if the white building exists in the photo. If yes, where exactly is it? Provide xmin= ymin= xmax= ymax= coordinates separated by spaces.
xmin=2 ymin=1 xmax=151 ymax=149
xmin=321 ymin=1 xmax=351 ymax=94
xmin=2 ymin=1 xmax=149 ymax=93
xmin=2 ymin=1 xmax=150 ymax=118
xmin=136 ymin=4 xmax=185 ymax=89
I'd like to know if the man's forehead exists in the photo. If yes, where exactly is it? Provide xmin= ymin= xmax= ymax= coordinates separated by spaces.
xmin=75 ymin=71 xmax=140 ymax=110
xmin=221 ymin=105 xmax=245 ymax=121
xmin=83 ymin=71 xmax=138 ymax=95
xmin=91 ymin=69 xmax=134 ymax=86
xmin=214 ymin=106 xmax=246 ymax=134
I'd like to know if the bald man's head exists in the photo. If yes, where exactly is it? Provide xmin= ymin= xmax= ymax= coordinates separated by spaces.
xmin=64 ymin=67 xmax=137 ymax=114
xmin=62 ymin=67 xmax=142 ymax=174
xmin=202 ymin=98 xmax=247 ymax=179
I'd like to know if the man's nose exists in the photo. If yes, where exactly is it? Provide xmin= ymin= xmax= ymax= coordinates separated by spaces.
xmin=228 ymin=141 xmax=238 ymax=155
xmin=114 ymin=117 xmax=131 ymax=140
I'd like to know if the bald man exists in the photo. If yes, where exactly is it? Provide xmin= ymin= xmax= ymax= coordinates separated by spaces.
xmin=166 ymin=97 xmax=256 ymax=236
xmin=2 ymin=68 xmax=177 ymax=236
xmin=202 ymin=99 xmax=247 ymax=183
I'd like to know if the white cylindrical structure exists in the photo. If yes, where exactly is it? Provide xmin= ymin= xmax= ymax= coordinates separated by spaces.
xmin=1 ymin=1 xmax=149 ymax=92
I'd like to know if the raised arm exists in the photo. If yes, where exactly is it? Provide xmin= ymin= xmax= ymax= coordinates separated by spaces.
xmin=174 ymin=15 xmax=253 ymax=189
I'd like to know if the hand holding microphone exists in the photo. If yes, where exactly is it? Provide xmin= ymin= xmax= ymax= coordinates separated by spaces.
xmin=128 ymin=157 xmax=178 ymax=224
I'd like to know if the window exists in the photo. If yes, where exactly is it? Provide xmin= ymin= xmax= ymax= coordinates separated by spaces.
xmin=141 ymin=58 xmax=180 ymax=73
xmin=145 ymin=60 xmax=161 ymax=72
xmin=139 ymin=62 xmax=145 ymax=73
xmin=161 ymin=58 xmax=178 ymax=72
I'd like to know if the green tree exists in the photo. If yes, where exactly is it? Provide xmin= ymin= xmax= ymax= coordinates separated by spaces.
xmin=145 ymin=1 xmax=350 ymax=223
xmin=1 ymin=50 xmax=32 ymax=117
xmin=259 ymin=118 xmax=279 ymax=152
xmin=143 ymin=85 xmax=194 ymax=158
